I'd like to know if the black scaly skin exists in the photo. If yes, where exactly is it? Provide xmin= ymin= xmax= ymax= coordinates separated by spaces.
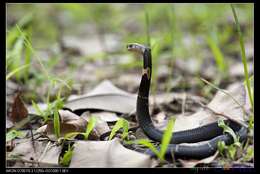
xmin=133 ymin=44 xmax=247 ymax=158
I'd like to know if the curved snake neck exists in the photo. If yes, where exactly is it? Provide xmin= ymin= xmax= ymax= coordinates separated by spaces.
xmin=129 ymin=43 xmax=247 ymax=158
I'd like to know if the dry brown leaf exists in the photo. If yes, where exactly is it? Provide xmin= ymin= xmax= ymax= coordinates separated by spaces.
xmin=8 ymin=138 xmax=42 ymax=161
xmin=81 ymin=111 xmax=119 ymax=122
xmin=153 ymin=112 xmax=169 ymax=131
xmin=153 ymin=112 xmax=167 ymax=124
xmin=150 ymin=92 xmax=207 ymax=106
xmin=65 ymin=80 xmax=136 ymax=114
xmin=38 ymin=142 xmax=62 ymax=167
xmin=170 ymin=82 xmax=248 ymax=132
xmin=39 ymin=110 xmax=106 ymax=140
xmin=59 ymin=110 xmax=81 ymax=122
xmin=8 ymin=139 xmax=51 ymax=162
xmin=179 ymin=151 xmax=219 ymax=168
xmin=69 ymin=138 xmax=157 ymax=168
xmin=8 ymin=139 xmax=61 ymax=167
xmin=46 ymin=110 xmax=87 ymax=136
xmin=87 ymin=80 xmax=131 ymax=96
xmin=11 ymin=93 xmax=28 ymax=123
xmin=36 ymin=125 xmax=47 ymax=134
xmin=6 ymin=140 xmax=15 ymax=152
xmin=207 ymin=83 xmax=247 ymax=122
xmin=6 ymin=117 xmax=14 ymax=129
xmin=92 ymin=121 xmax=110 ymax=138
xmin=81 ymin=112 xmax=110 ymax=138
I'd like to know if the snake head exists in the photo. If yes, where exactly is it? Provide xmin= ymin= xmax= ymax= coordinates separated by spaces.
xmin=127 ymin=43 xmax=147 ymax=55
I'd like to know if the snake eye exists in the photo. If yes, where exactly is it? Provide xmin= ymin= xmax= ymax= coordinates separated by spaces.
xmin=127 ymin=44 xmax=133 ymax=49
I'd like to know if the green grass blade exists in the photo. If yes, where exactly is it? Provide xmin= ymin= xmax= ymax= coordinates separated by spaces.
xmin=109 ymin=118 xmax=128 ymax=140
xmin=6 ymin=14 xmax=32 ymax=48
xmin=130 ymin=139 xmax=161 ymax=160
xmin=85 ymin=116 xmax=97 ymax=140
xmin=121 ymin=118 xmax=129 ymax=140
xmin=53 ymin=109 xmax=60 ymax=138
xmin=64 ymin=132 xmax=81 ymax=140
xmin=243 ymin=146 xmax=254 ymax=162
xmin=60 ymin=144 xmax=74 ymax=166
xmin=231 ymin=4 xmax=254 ymax=110
xmin=206 ymin=35 xmax=227 ymax=73
xmin=6 ymin=64 xmax=30 ymax=80
xmin=24 ymin=26 xmax=32 ymax=81
xmin=6 ymin=130 xmax=26 ymax=142
xmin=8 ymin=36 xmax=24 ymax=80
xmin=159 ymin=117 xmax=175 ymax=160
xmin=218 ymin=118 xmax=239 ymax=143
xmin=126 ymin=118 xmax=175 ymax=161
xmin=227 ymin=145 xmax=237 ymax=160
xmin=109 ymin=119 xmax=123 ymax=140
xmin=16 ymin=25 xmax=50 ymax=79
xmin=144 ymin=5 xmax=151 ymax=47
xmin=31 ymin=100 xmax=44 ymax=116
xmin=52 ymin=77 xmax=72 ymax=90
xmin=7 ymin=29 xmax=19 ymax=49
xmin=217 ymin=141 xmax=227 ymax=156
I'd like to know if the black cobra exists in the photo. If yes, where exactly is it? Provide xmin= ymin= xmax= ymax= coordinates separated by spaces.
xmin=126 ymin=43 xmax=248 ymax=158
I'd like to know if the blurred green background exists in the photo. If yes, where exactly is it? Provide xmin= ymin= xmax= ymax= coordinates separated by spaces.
xmin=6 ymin=3 xmax=254 ymax=102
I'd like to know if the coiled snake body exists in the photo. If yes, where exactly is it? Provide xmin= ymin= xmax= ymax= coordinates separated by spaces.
xmin=127 ymin=43 xmax=247 ymax=158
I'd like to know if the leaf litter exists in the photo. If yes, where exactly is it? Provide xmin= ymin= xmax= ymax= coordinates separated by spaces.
xmin=65 ymin=80 xmax=136 ymax=114
xmin=7 ymin=79 xmax=251 ymax=167
xmin=69 ymin=138 xmax=157 ymax=168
